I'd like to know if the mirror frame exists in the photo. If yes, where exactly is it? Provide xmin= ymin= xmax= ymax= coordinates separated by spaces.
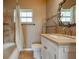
xmin=57 ymin=0 xmax=76 ymax=27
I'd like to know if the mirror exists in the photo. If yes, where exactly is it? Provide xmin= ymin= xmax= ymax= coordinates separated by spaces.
xmin=58 ymin=0 xmax=76 ymax=27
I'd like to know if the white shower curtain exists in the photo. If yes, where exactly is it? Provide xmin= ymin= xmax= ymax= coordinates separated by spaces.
xmin=15 ymin=1 xmax=24 ymax=51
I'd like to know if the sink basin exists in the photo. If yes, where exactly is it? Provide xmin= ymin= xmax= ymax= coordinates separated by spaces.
xmin=63 ymin=35 xmax=76 ymax=39
xmin=48 ymin=35 xmax=73 ymax=40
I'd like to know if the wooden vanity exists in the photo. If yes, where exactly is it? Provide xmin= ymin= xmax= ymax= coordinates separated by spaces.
xmin=41 ymin=34 xmax=76 ymax=59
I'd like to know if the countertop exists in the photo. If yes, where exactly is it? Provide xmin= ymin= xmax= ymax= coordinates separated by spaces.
xmin=41 ymin=34 xmax=76 ymax=45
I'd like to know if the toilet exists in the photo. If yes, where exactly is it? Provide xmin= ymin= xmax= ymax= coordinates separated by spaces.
xmin=32 ymin=44 xmax=41 ymax=59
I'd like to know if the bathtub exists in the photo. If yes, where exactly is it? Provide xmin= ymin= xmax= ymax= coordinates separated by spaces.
xmin=3 ymin=43 xmax=16 ymax=59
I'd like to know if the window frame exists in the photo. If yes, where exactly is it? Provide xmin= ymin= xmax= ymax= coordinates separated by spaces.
xmin=60 ymin=9 xmax=72 ymax=23
xmin=14 ymin=9 xmax=33 ymax=24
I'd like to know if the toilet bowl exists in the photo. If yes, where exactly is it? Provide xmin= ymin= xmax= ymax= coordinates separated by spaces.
xmin=32 ymin=44 xmax=41 ymax=59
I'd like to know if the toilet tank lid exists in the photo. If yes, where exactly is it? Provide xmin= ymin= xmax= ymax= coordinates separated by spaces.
xmin=32 ymin=44 xmax=41 ymax=48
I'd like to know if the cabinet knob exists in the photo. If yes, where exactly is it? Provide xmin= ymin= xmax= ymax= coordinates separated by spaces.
xmin=44 ymin=46 xmax=47 ymax=49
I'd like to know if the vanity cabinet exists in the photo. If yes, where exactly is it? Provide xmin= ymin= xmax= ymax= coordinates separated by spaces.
xmin=41 ymin=37 xmax=56 ymax=59
xmin=41 ymin=36 xmax=76 ymax=59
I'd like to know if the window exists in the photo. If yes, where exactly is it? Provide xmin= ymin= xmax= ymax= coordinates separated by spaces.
xmin=14 ymin=9 xmax=32 ymax=23
xmin=60 ymin=9 xmax=71 ymax=23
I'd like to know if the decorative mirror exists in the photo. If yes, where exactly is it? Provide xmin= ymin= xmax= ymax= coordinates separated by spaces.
xmin=58 ymin=0 xmax=76 ymax=27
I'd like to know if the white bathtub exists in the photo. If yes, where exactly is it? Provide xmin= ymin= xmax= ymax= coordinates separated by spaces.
xmin=3 ymin=43 xmax=16 ymax=59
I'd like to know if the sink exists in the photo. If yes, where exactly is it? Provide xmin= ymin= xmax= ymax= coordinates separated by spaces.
xmin=63 ymin=35 xmax=76 ymax=39
xmin=48 ymin=35 xmax=73 ymax=40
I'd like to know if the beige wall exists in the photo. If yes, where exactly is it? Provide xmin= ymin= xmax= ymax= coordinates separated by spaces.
xmin=46 ymin=0 xmax=63 ymax=32
xmin=62 ymin=0 xmax=76 ymax=9
xmin=46 ymin=0 xmax=63 ymax=18
xmin=3 ymin=0 xmax=15 ymax=43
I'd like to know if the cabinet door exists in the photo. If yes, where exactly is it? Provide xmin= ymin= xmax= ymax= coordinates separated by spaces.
xmin=48 ymin=50 xmax=56 ymax=59
xmin=41 ymin=46 xmax=50 ymax=59
xmin=49 ymin=53 xmax=56 ymax=59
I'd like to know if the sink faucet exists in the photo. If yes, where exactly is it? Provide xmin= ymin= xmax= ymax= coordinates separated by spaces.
xmin=62 ymin=27 xmax=72 ymax=35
